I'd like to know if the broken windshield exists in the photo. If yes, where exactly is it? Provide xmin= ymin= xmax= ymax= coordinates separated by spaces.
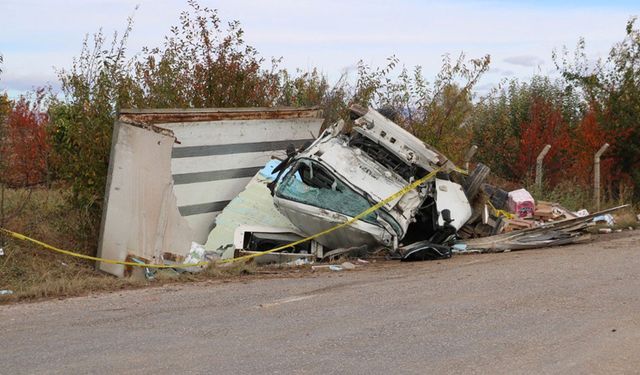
xmin=275 ymin=159 xmax=379 ymax=223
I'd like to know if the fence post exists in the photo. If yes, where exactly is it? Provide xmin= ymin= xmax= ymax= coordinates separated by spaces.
xmin=594 ymin=143 xmax=609 ymax=211
xmin=535 ymin=144 xmax=551 ymax=190
xmin=464 ymin=145 xmax=478 ymax=171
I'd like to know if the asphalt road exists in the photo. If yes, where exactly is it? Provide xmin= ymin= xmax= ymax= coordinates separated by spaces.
xmin=2 ymin=232 xmax=639 ymax=374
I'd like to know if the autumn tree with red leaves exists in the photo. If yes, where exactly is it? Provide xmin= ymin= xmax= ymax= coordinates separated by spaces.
xmin=516 ymin=98 xmax=574 ymax=186
xmin=1 ymin=94 xmax=50 ymax=187
xmin=556 ymin=17 xmax=640 ymax=200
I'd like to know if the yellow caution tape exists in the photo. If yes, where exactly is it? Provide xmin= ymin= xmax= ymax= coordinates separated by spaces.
xmin=487 ymin=200 xmax=514 ymax=220
xmin=0 ymin=228 xmax=209 ymax=269
xmin=0 ymin=165 xmax=467 ymax=269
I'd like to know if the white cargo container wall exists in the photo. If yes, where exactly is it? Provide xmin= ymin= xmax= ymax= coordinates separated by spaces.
xmin=97 ymin=108 xmax=323 ymax=277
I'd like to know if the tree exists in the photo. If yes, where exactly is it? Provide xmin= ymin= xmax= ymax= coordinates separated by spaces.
xmin=131 ymin=0 xmax=281 ymax=108
xmin=352 ymin=53 xmax=491 ymax=160
xmin=2 ymin=93 xmax=50 ymax=187
xmin=470 ymin=75 xmax=582 ymax=181
xmin=555 ymin=17 xmax=640 ymax=199
xmin=47 ymin=1 xmax=295 ymax=237
xmin=516 ymin=97 xmax=573 ymax=185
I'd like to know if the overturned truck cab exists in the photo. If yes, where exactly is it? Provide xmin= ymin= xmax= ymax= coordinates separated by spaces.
xmin=270 ymin=105 xmax=474 ymax=254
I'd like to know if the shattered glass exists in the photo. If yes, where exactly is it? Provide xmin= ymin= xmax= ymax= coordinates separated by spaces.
xmin=276 ymin=159 xmax=379 ymax=224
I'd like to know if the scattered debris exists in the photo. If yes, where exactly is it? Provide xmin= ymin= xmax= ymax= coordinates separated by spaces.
xmin=399 ymin=240 xmax=452 ymax=261
xmin=461 ymin=205 xmax=628 ymax=252
xmin=575 ymin=209 xmax=590 ymax=217
xmin=311 ymin=265 xmax=332 ymax=271
xmin=232 ymin=225 xmax=323 ymax=264
xmin=534 ymin=201 xmax=576 ymax=221
xmin=507 ymin=188 xmax=535 ymax=218
xmin=287 ymin=258 xmax=313 ymax=267
xmin=503 ymin=217 xmax=535 ymax=232
xmin=341 ymin=262 xmax=356 ymax=270
xmin=130 ymin=258 xmax=156 ymax=280
xmin=321 ymin=245 xmax=368 ymax=262
xmin=0 ymin=247 xmax=4 ymax=256
xmin=180 ymin=242 xmax=220 ymax=272
xmin=593 ymin=214 xmax=615 ymax=227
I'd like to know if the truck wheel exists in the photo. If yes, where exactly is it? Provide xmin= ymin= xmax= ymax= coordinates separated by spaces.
xmin=464 ymin=163 xmax=490 ymax=200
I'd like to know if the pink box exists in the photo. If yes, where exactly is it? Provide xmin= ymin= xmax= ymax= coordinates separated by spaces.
xmin=507 ymin=188 xmax=535 ymax=218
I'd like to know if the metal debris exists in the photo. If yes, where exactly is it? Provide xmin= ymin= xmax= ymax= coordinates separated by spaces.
xmin=461 ymin=205 xmax=629 ymax=252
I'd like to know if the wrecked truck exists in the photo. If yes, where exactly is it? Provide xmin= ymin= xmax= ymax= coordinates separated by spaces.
xmin=269 ymin=105 xmax=481 ymax=258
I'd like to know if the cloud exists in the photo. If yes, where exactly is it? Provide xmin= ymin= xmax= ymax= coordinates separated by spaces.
xmin=488 ymin=67 xmax=516 ymax=77
xmin=1 ymin=0 xmax=639 ymax=96
xmin=1 ymin=73 xmax=59 ymax=93
xmin=503 ymin=55 xmax=545 ymax=67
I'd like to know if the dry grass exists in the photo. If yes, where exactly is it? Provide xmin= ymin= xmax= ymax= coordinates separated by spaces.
xmin=0 ymin=186 xmax=265 ymax=304
xmin=611 ymin=206 xmax=639 ymax=230
xmin=0 ymin=186 xmax=138 ymax=302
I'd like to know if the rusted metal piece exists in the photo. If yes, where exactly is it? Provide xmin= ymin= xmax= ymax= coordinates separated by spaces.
xmin=119 ymin=107 xmax=323 ymax=125
xmin=118 ymin=119 xmax=176 ymax=138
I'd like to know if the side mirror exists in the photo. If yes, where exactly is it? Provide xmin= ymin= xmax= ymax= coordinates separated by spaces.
xmin=441 ymin=209 xmax=453 ymax=224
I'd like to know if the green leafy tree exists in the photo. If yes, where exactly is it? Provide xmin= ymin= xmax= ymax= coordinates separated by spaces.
xmin=350 ymin=53 xmax=491 ymax=160
xmin=131 ymin=0 xmax=281 ymax=108
xmin=48 ymin=15 xmax=136 ymax=231
xmin=47 ymin=1 xmax=296 ymax=239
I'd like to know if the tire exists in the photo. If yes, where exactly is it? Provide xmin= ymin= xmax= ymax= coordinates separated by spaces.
xmin=464 ymin=163 xmax=490 ymax=200
xmin=482 ymin=183 xmax=509 ymax=210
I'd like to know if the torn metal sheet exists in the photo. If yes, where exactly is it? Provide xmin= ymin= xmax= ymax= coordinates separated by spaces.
xmin=97 ymin=121 xmax=193 ymax=277
xmin=461 ymin=205 xmax=629 ymax=252
xmin=158 ymin=112 xmax=322 ymax=243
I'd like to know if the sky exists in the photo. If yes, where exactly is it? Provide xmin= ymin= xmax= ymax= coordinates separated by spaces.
xmin=1 ymin=0 xmax=639 ymax=98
